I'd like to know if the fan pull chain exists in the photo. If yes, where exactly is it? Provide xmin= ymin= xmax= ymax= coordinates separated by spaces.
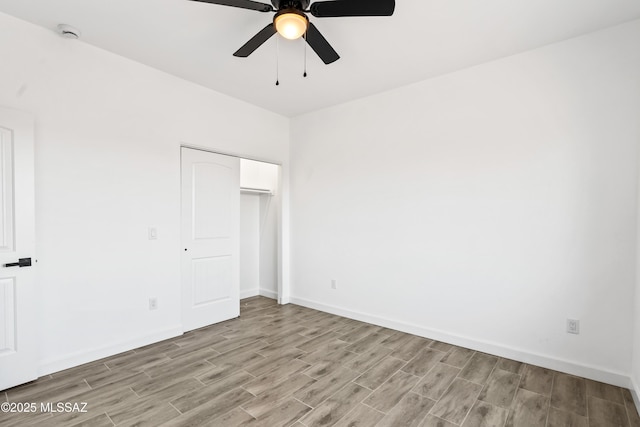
xmin=275 ymin=36 xmax=280 ymax=86
xmin=303 ymin=31 xmax=308 ymax=78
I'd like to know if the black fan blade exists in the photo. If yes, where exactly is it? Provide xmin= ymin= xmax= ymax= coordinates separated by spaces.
xmin=306 ymin=23 xmax=339 ymax=64
xmin=188 ymin=0 xmax=273 ymax=13
xmin=310 ymin=0 xmax=394 ymax=17
xmin=234 ymin=23 xmax=277 ymax=57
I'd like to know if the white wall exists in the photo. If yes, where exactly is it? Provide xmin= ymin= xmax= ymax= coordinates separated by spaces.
xmin=241 ymin=158 xmax=279 ymax=193
xmin=259 ymin=193 xmax=279 ymax=298
xmin=0 ymin=12 xmax=289 ymax=374
xmin=240 ymin=194 xmax=260 ymax=298
xmin=290 ymin=20 xmax=640 ymax=386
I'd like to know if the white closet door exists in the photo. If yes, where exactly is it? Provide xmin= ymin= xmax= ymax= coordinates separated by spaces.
xmin=181 ymin=148 xmax=240 ymax=331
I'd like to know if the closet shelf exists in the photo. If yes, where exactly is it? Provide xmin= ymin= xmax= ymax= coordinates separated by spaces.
xmin=241 ymin=187 xmax=273 ymax=195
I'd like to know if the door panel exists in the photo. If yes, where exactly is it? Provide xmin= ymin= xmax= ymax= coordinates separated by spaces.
xmin=0 ymin=107 xmax=36 ymax=391
xmin=181 ymin=148 xmax=240 ymax=331
xmin=0 ymin=278 xmax=16 ymax=355
xmin=193 ymin=162 xmax=233 ymax=240
xmin=0 ymin=128 xmax=15 ymax=252
xmin=192 ymin=255 xmax=232 ymax=305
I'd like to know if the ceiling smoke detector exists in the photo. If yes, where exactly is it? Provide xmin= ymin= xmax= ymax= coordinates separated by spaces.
xmin=56 ymin=24 xmax=81 ymax=39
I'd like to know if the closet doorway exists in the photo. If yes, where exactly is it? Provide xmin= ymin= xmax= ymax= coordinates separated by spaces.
xmin=239 ymin=158 xmax=280 ymax=301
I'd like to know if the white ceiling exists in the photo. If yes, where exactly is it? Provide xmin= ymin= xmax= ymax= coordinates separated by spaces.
xmin=1 ymin=0 xmax=640 ymax=117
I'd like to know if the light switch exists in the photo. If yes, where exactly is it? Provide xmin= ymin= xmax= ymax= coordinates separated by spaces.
xmin=148 ymin=227 xmax=158 ymax=240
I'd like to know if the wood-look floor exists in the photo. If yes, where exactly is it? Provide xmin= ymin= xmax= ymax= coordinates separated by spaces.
xmin=1 ymin=297 xmax=639 ymax=427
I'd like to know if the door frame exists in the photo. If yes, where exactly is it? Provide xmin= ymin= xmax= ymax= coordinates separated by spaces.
xmin=180 ymin=144 xmax=288 ymax=306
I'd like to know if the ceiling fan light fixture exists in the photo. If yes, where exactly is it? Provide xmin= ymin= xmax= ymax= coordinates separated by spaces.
xmin=274 ymin=9 xmax=308 ymax=40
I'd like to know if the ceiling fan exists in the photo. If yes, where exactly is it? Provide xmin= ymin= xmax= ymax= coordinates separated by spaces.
xmin=188 ymin=0 xmax=396 ymax=64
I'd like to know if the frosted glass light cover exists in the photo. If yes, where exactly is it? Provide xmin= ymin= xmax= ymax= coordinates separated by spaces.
xmin=275 ymin=12 xmax=308 ymax=40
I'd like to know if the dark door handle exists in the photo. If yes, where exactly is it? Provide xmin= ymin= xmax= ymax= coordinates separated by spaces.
xmin=4 ymin=258 xmax=32 ymax=268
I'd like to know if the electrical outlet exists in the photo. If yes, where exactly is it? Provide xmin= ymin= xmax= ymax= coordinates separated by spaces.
xmin=148 ymin=227 xmax=158 ymax=240
xmin=567 ymin=319 xmax=579 ymax=334
xmin=331 ymin=279 xmax=337 ymax=290
xmin=149 ymin=297 xmax=158 ymax=310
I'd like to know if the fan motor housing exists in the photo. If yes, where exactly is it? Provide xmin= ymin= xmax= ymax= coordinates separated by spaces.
xmin=272 ymin=0 xmax=309 ymax=11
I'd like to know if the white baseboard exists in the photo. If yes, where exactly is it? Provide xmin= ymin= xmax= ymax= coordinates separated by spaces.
xmin=631 ymin=376 xmax=640 ymax=416
xmin=38 ymin=325 xmax=183 ymax=377
xmin=290 ymin=296 xmax=631 ymax=388
xmin=279 ymin=297 xmax=291 ymax=305
xmin=240 ymin=288 xmax=276 ymax=300
xmin=240 ymin=288 xmax=260 ymax=299
xmin=259 ymin=288 xmax=278 ymax=300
